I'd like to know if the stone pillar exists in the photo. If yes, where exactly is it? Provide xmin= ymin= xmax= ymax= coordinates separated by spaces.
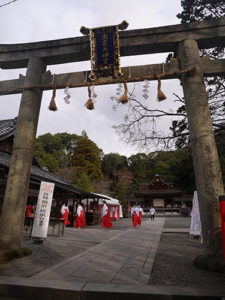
xmin=177 ymin=40 xmax=224 ymax=254
xmin=0 ymin=57 xmax=46 ymax=250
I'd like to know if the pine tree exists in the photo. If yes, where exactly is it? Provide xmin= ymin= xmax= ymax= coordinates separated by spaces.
xmin=71 ymin=134 xmax=103 ymax=182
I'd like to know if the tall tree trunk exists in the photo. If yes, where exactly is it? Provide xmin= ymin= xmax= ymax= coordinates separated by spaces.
xmin=177 ymin=39 xmax=224 ymax=254
xmin=0 ymin=57 xmax=46 ymax=251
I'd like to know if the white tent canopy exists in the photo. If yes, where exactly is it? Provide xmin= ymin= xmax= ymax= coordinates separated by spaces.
xmin=95 ymin=194 xmax=120 ymax=206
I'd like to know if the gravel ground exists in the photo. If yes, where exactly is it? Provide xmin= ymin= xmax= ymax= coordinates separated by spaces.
xmin=150 ymin=217 xmax=225 ymax=288
xmin=0 ymin=216 xmax=224 ymax=289
xmin=150 ymin=232 xmax=225 ymax=287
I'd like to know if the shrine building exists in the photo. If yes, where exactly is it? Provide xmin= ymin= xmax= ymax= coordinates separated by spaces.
xmin=128 ymin=174 xmax=192 ymax=213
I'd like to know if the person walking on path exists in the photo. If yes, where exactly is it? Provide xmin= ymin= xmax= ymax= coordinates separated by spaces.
xmin=131 ymin=204 xmax=139 ymax=228
xmin=150 ymin=206 xmax=156 ymax=221
xmin=74 ymin=203 xmax=86 ymax=228
xmin=61 ymin=201 xmax=70 ymax=226
xmin=138 ymin=205 xmax=144 ymax=226
xmin=101 ymin=200 xmax=113 ymax=229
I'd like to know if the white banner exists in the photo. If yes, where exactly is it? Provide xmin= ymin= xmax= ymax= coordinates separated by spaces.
xmin=190 ymin=191 xmax=201 ymax=236
xmin=31 ymin=181 xmax=55 ymax=239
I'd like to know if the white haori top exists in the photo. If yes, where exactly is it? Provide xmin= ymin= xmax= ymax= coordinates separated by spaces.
xmin=61 ymin=204 xmax=69 ymax=215
xmin=150 ymin=207 xmax=156 ymax=215
xmin=131 ymin=206 xmax=139 ymax=216
xmin=139 ymin=207 xmax=144 ymax=215
xmin=77 ymin=205 xmax=83 ymax=217
xmin=102 ymin=203 xmax=108 ymax=217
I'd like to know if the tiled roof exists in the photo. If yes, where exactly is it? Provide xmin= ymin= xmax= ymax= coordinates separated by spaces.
xmin=135 ymin=174 xmax=183 ymax=196
xmin=0 ymin=118 xmax=17 ymax=141
xmin=0 ymin=150 xmax=71 ymax=185
xmin=135 ymin=189 xmax=183 ymax=196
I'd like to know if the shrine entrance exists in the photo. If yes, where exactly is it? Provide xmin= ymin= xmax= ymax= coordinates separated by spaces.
xmin=0 ymin=17 xmax=224 ymax=256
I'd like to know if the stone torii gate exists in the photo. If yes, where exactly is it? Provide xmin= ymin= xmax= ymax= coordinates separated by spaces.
xmin=0 ymin=17 xmax=225 ymax=257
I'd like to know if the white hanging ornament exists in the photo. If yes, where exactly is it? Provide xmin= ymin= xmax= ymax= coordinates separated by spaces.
xmin=142 ymin=93 xmax=149 ymax=100
xmin=143 ymin=79 xmax=150 ymax=89
xmin=90 ymin=85 xmax=98 ymax=98
xmin=64 ymin=87 xmax=71 ymax=104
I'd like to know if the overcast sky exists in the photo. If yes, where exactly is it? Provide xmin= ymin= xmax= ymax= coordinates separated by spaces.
xmin=0 ymin=0 xmax=183 ymax=157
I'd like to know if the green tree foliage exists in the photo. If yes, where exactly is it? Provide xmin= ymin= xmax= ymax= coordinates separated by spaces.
xmin=128 ymin=153 xmax=148 ymax=184
xmin=34 ymin=132 xmax=79 ymax=172
xmin=71 ymin=133 xmax=103 ymax=182
xmin=111 ymin=180 xmax=128 ymax=208
xmin=34 ymin=132 xmax=199 ymax=198
xmin=102 ymin=153 xmax=128 ymax=179
xmin=75 ymin=173 xmax=94 ymax=192
xmin=127 ymin=149 xmax=195 ymax=194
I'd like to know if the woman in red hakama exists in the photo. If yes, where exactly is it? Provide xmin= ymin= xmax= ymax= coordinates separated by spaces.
xmin=61 ymin=202 xmax=70 ymax=226
xmin=131 ymin=204 xmax=139 ymax=228
xmin=101 ymin=201 xmax=113 ymax=228
xmin=138 ymin=205 xmax=144 ymax=226
xmin=74 ymin=204 xmax=86 ymax=228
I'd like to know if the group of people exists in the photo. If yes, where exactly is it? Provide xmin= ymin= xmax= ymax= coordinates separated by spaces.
xmin=60 ymin=201 xmax=86 ymax=228
xmin=59 ymin=201 xmax=156 ymax=230
xmin=60 ymin=200 xmax=113 ymax=229
xmin=131 ymin=204 xmax=143 ymax=227
xmin=131 ymin=204 xmax=156 ymax=227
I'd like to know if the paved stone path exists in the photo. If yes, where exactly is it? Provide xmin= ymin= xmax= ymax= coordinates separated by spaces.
xmin=1 ymin=217 xmax=224 ymax=299
xmin=32 ymin=218 xmax=165 ymax=285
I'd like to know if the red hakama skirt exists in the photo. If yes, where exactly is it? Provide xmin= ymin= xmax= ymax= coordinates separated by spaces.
xmin=132 ymin=213 xmax=138 ymax=227
xmin=74 ymin=211 xmax=86 ymax=228
xmin=138 ymin=213 xmax=142 ymax=225
xmin=102 ymin=212 xmax=113 ymax=228
xmin=62 ymin=210 xmax=70 ymax=226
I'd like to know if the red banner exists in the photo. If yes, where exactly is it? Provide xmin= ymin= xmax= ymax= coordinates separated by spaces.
xmin=219 ymin=195 xmax=225 ymax=262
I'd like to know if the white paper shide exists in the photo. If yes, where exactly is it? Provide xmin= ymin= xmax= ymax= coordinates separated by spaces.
xmin=31 ymin=181 xmax=55 ymax=238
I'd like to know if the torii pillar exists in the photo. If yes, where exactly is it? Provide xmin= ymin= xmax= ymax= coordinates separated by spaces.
xmin=177 ymin=40 xmax=224 ymax=255
xmin=0 ymin=57 xmax=46 ymax=250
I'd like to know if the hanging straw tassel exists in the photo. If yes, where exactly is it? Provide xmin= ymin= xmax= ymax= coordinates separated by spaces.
xmin=118 ymin=82 xmax=129 ymax=104
xmin=157 ymin=78 xmax=167 ymax=101
xmin=85 ymin=85 xmax=95 ymax=110
xmin=48 ymin=89 xmax=58 ymax=111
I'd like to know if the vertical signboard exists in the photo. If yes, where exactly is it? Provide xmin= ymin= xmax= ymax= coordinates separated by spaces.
xmin=31 ymin=181 xmax=55 ymax=239
xmin=190 ymin=191 xmax=201 ymax=236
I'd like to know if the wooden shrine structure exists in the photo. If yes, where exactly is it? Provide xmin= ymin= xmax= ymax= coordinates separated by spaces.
xmin=128 ymin=175 xmax=192 ymax=214
xmin=0 ymin=17 xmax=225 ymax=254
